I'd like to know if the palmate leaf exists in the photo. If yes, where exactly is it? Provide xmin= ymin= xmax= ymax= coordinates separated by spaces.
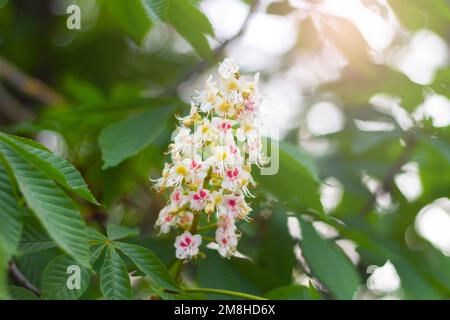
xmin=0 ymin=133 xmax=99 ymax=204
xmin=298 ymin=217 xmax=361 ymax=300
xmin=100 ymin=246 xmax=132 ymax=300
xmin=41 ymin=255 xmax=91 ymax=300
xmin=107 ymin=224 xmax=139 ymax=240
xmin=115 ymin=242 xmax=180 ymax=292
xmin=0 ymin=142 xmax=90 ymax=267
xmin=18 ymin=216 xmax=56 ymax=254
xmin=99 ymin=106 xmax=175 ymax=169
xmin=90 ymin=245 xmax=106 ymax=266
xmin=0 ymin=162 xmax=22 ymax=255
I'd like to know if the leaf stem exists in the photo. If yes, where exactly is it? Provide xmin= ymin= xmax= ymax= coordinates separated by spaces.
xmin=183 ymin=287 xmax=267 ymax=300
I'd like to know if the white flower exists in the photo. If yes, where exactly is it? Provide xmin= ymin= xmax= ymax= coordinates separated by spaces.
xmin=178 ymin=211 xmax=194 ymax=227
xmin=221 ymin=194 xmax=251 ymax=220
xmin=189 ymin=189 xmax=209 ymax=211
xmin=221 ymin=167 xmax=250 ymax=192
xmin=218 ymin=58 xmax=239 ymax=79
xmin=211 ymin=117 xmax=235 ymax=142
xmin=186 ymin=157 xmax=209 ymax=186
xmin=153 ymin=58 xmax=268 ymax=261
xmin=195 ymin=76 xmax=219 ymax=113
xmin=174 ymin=231 xmax=202 ymax=260
xmin=170 ymin=188 xmax=187 ymax=208
xmin=194 ymin=118 xmax=218 ymax=146
xmin=156 ymin=205 xmax=177 ymax=234
xmin=215 ymin=226 xmax=239 ymax=258
xmin=236 ymin=117 xmax=258 ymax=142
xmin=214 ymin=96 xmax=236 ymax=118
xmin=170 ymin=127 xmax=194 ymax=158
xmin=207 ymin=144 xmax=242 ymax=172
xmin=166 ymin=158 xmax=191 ymax=188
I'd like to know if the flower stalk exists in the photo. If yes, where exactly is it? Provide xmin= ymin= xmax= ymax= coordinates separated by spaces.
xmin=152 ymin=58 xmax=268 ymax=261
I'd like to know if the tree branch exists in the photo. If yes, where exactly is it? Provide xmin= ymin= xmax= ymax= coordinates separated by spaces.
xmin=161 ymin=0 xmax=260 ymax=96
xmin=8 ymin=260 xmax=41 ymax=297
xmin=359 ymin=132 xmax=417 ymax=216
xmin=0 ymin=85 xmax=35 ymax=122
xmin=0 ymin=55 xmax=66 ymax=106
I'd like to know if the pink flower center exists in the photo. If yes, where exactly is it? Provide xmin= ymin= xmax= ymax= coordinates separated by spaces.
xmin=193 ymin=190 xmax=207 ymax=201
xmin=228 ymin=199 xmax=237 ymax=207
xmin=226 ymin=168 xmax=239 ymax=179
xmin=220 ymin=122 xmax=231 ymax=130
xmin=180 ymin=236 xmax=192 ymax=248
xmin=191 ymin=160 xmax=201 ymax=169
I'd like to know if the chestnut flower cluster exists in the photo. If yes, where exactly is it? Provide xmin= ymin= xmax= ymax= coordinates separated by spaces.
xmin=153 ymin=58 xmax=267 ymax=261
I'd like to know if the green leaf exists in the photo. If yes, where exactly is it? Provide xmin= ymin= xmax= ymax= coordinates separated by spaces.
xmin=107 ymin=224 xmax=139 ymax=240
xmin=8 ymin=286 xmax=39 ymax=300
xmin=255 ymin=141 xmax=322 ymax=211
xmin=392 ymin=255 xmax=443 ymax=299
xmin=299 ymin=217 xmax=361 ymax=299
xmin=258 ymin=205 xmax=295 ymax=286
xmin=41 ymin=255 xmax=91 ymax=300
xmin=90 ymin=245 xmax=106 ymax=265
xmin=142 ymin=0 xmax=169 ymax=21
xmin=0 ymin=162 xmax=22 ymax=255
xmin=168 ymin=0 xmax=214 ymax=59
xmin=16 ymin=249 xmax=60 ymax=290
xmin=197 ymin=251 xmax=262 ymax=299
xmin=0 ymin=241 xmax=9 ymax=299
xmin=100 ymin=246 xmax=132 ymax=300
xmin=0 ymin=142 xmax=91 ymax=267
xmin=0 ymin=133 xmax=99 ymax=205
xmin=18 ymin=216 xmax=56 ymax=254
xmin=115 ymin=242 xmax=180 ymax=292
xmin=99 ymin=106 xmax=175 ymax=169
xmin=308 ymin=281 xmax=321 ymax=300
xmin=88 ymin=227 xmax=108 ymax=242
xmin=264 ymin=285 xmax=313 ymax=300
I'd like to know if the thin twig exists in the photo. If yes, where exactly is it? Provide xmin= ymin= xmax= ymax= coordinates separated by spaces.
xmin=0 ymin=55 xmax=66 ymax=106
xmin=8 ymin=260 xmax=41 ymax=297
xmin=359 ymin=133 xmax=417 ymax=216
xmin=183 ymin=287 xmax=267 ymax=300
xmin=161 ymin=0 xmax=260 ymax=96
